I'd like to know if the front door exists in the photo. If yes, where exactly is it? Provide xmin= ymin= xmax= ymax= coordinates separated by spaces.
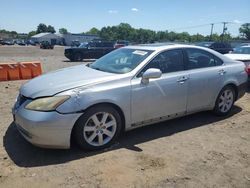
xmin=131 ymin=49 xmax=189 ymax=125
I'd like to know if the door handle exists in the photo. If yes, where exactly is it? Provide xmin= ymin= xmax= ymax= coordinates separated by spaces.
xmin=218 ymin=69 xmax=226 ymax=75
xmin=177 ymin=76 xmax=189 ymax=83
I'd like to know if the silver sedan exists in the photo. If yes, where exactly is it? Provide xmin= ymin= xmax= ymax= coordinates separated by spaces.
xmin=13 ymin=44 xmax=248 ymax=150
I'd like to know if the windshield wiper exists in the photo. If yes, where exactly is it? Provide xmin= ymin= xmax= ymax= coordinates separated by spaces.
xmin=90 ymin=66 xmax=102 ymax=71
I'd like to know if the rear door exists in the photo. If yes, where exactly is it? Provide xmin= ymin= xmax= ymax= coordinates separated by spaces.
xmin=102 ymin=42 xmax=114 ymax=55
xmin=85 ymin=42 xmax=96 ymax=59
xmin=183 ymin=48 xmax=225 ymax=112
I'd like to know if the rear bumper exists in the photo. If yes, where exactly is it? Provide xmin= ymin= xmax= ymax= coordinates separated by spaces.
xmin=237 ymin=82 xmax=248 ymax=100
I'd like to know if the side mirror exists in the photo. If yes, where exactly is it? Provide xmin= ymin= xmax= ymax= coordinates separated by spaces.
xmin=141 ymin=68 xmax=162 ymax=84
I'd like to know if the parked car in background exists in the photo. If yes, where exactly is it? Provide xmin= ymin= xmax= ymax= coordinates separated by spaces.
xmin=233 ymin=43 xmax=250 ymax=51
xmin=26 ymin=40 xmax=36 ymax=46
xmin=0 ymin=39 xmax=4 ymax=45
xmin=40 ymin=41 xmax=54 ymax=49
xmin=65 ymin=40 xmax=114 ymax=61
xmin=13 ymin=44 xmax=248 ymax=150
xmin=231 ymin=45 xmax=250 ymax=54
xmin=16 ymin=40 xmax=26 ymax=46
xmin=2 ymin=40 xmax=15 ymax=45
xmin=225 ymin=46 xmax=250 ymax=82
xmin=196 ymin=42 xmax=233 ymax=54
xmin=114 ymin=40 xmax=129 ymax=48
xmin=71 ymin=40 xmax=81 ymax=47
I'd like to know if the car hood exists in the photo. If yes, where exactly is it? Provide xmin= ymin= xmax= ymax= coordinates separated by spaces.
xmin=20 ymin=65 xmax=116 ymax=98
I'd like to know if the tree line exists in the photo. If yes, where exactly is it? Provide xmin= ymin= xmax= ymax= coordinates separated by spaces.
xmin=1 ymin=23 xmax=250 ymax=42
xmin=85 ymin=23 xmax=250 ymax=43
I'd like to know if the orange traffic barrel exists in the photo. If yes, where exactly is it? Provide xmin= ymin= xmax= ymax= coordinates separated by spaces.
xmin=19 ymin=62 xmax=32 ymax=79
xmin=0 ymin=64 xmax=8 ymax=81
xmin=0 ymin=61 xmax=42 ymax=81
xmin=19 ymin=61 xmax=42 ymax=78
xmin=6 ymin=63 xmax=20 ymax=80
xmin=19 ymin=61 xmax=42 ymax=79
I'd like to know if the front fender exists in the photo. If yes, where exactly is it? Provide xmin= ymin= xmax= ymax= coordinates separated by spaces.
xmin=55 ymin=82 xmax=132 ymax=129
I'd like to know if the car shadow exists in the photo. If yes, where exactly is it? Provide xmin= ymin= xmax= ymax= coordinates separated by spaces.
xmin=3 ymin=106 xmax=242 ymax=168
xmin=246 ymin=86 xmax=250 ymax=93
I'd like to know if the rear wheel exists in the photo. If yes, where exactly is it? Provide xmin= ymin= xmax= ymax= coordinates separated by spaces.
xmin=73 ymin=105 xmax=122 ymax=150
xmin=213 ymin=86 xmax=236 ymax=116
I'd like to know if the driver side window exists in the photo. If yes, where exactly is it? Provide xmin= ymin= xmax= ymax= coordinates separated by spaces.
xmin=139 ymin=49 xmax=184 ymax=76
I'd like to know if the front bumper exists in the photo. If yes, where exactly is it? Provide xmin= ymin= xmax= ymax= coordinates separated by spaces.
xmin=64 ymin=52 xmax=73 ymax=60
xmin=12 ymin=104 xmax=81 ymax=149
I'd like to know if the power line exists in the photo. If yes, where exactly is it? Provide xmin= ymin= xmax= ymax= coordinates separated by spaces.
xmin=168 ymin=22 xmax=236 ymax=32
xmin=168 ymin=24 xmax=212 ymax=31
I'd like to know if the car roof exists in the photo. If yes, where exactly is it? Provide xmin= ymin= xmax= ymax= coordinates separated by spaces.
xmin=124 ymin=43 xmax=201 ymax=51
xmin=241 ymin=45 xmax=250 ymax=48
xmin=124 ymin=43 xmax=231 ymax=62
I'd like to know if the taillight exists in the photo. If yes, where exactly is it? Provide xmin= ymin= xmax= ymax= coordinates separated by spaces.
xmin=245 ymin=66 xmax=250 ymax=74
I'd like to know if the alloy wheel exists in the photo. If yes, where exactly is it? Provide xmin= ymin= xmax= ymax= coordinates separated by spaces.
xmin=83 ymin=112 xmax=117 ymax=146
xmin=218 ymin=89 xmax=234 ymax=113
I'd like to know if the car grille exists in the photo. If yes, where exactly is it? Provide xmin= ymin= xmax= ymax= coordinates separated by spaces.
xmin=19 ymin=95 xmax=28 ymax=105
xmin=16 ymin=94 xmax=29 ymax=108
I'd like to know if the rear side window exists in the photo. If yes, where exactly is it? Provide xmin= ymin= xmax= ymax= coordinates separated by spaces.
xmin=186 ymin=48 xmax=222 ymax=69
xmin=214 ymin=55 xmax=223 ymax=66
xmin=104 ymin=42 xmax=114 ymax=47
xmin=88 ymin=42 xmax=96 ymax=47
xmin=224 ymin=43 xmax=231 ymax=48
xmin=140 ymin=49 xmax=184 ymax=74
xmin=218 ymin=43 xmax=225 ymax=48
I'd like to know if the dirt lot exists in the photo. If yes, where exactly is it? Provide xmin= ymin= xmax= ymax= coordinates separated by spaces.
xmin=0 ymin=46 xmax=250 ymax=188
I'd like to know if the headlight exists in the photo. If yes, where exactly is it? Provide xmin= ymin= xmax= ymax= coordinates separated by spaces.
xmin=25 ymin=96 xmax=70 ymax=111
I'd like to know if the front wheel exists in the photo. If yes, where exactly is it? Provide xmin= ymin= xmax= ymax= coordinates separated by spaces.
xmin=73 ymin=105 xmax=122 ymax=150
xmin=213 ymin=86 xmax=236 ymax=116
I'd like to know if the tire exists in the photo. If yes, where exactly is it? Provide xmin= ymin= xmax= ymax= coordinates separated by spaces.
xmin=74 ymin=53 xmax=83 ymax=62
xmin=213 ymin=86 xmax=236 ymax=116
xmin=73 ymin=105 xmax=122 ymax=150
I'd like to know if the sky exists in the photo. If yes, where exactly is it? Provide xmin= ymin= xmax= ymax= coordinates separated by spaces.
xmin=0 ymin=0 xmax=249 ymax=36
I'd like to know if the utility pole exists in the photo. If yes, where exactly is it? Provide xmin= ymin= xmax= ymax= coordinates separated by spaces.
xmin=221 ymin=22 xmax=228 ymax=42
xmin=210 ymin=23 xmax=214 ymax=41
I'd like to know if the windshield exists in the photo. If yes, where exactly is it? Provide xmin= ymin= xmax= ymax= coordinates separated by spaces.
xmin=78 ymin=42 xmax=88 ymax=48
xmin=89 ymin=48 xmax=153 ymax=74
xmin=196 ymin=42 xmax=213 ymax=47
xmin=232 ymin=47 xmax=250 ymax=54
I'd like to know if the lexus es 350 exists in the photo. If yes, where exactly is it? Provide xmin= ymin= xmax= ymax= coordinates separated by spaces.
xmin=12 ymin=44 xmax=248 ymax=150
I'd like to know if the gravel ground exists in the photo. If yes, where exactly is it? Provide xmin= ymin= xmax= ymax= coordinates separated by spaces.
xmin=0 ymin=45 xmax=250 ymax=188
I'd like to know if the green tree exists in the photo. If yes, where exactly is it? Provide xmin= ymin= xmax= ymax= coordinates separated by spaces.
xmin=83 ymin=22 xmax=236 ymax=43
xmin=239 ymin=23 xmax=250 ymax=40
xmin=36 ymin=24 xmax=56 ymax=34
xmin=47 ymin=25 xmax=56 ymax=33
xmin=116 ymin=23 xmax=133 ymax=40
xmin=28 ymin=31 xmax=36 ymax=38
xmin=100 ymin=26 xmax=113 ymax=40
xmin=36 ymin=23 xmax=48 ymax=34
xmin=86 ymin=27 xmax=100 ymax=35
xmin=177 ymin=32 xmax=191 ymax=42
xmin=59 ymin=28 xmax=68 ymax=34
